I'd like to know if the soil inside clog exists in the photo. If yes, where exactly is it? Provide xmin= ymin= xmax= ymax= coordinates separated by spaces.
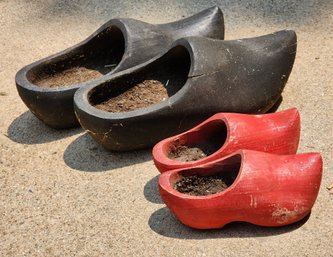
xmin=33 ymin=67 xmax=105 ymax=88
xmin=168 ymin=144 xmax=220 ymax=162
xmin=174 ymin=154 xmax=241 ymax=196
xmin=174 ymin=175 xmax=229 ymax=196
xmin=167 ymin=121 xmax=227 ymax=162
xmin=89 ymin=45 xmax=191 ymax=112
xmin=93 ymin=78 xmax=169 ymax=112
xmin=30 ymin=26 xmax=125 ymax=88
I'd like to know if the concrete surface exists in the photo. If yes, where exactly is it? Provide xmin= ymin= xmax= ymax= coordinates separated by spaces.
xmin=1 ymin=0 xmax=332 ymax=256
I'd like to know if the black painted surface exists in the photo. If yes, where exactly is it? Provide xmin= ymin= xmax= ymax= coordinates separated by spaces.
xmin=15 ymin=6 xmax=224 ymax=128
xmin=74 ymin=30 xmax=297 ymax=151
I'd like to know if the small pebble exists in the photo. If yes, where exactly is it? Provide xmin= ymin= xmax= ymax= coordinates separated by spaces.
xmin=326 ymin=183 xmax=333 ymax=190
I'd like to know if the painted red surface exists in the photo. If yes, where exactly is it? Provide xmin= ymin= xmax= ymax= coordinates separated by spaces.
xmin=153 ymin=108 xmax=300 ymax=173
xmin=159 ymin=150 xmax=322 ymax=229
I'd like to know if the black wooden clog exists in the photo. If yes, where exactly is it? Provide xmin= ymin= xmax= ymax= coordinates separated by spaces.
xmin=74 ymin=30 xmax=297 ymax=151
xmin=15 ymin=6 xmax=224 ymax=128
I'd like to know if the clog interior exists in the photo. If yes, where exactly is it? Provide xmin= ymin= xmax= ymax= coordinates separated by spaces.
xmin=27 ymin=26 xmax=125 ymax=87
xmin=172 ymin=154 xmax=241 ymax=196
xmin=88 ymin=45 xmax=191 ymax=112
xmin=167 ymin=120 xmax=227 ymax=162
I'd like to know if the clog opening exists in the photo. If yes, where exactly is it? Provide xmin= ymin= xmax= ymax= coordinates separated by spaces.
xmin=166 ymin=120 xmax=227 ymax=162
xmin=28 ymin=26 xmax=125 ymax=88
xmin=88 ymin=45 xmax=191 ymax=112
xmin=171 ymin=154 xmax=241 ymax=196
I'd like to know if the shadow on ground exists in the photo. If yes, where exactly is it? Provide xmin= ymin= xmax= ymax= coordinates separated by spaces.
xmin=144 ymin=175 xmax=163 ymax=204
xmin=63 ymin=133 xmax=152 ymax=172
xmin=149 ymin=207 xmax=310 ymax=239
xmin=267 ymin=96 xmax=283 ymax=113
xmin=7 ymin=111 xmax=82 ymax=144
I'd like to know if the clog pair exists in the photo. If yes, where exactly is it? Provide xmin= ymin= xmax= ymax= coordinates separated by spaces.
xmin=16 ymin=7 xmax=297 ymax=152
xmin=16 ymin=6 xmax=224 ymax=129
xmin=153 ymin=109 xmax=323 ymax=229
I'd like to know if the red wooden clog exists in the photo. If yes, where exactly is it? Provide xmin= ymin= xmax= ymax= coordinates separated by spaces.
xmin=153 ymin=108 xmax=300 ymax=173
xmin=159 ymin=150 xmax=322 ymax=229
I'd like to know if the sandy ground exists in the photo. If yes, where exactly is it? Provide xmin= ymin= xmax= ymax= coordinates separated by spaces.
xmin=1 ymin=0 xmax=332 ymax=256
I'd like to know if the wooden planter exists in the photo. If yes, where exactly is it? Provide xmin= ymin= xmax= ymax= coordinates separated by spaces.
xmin=74 ymin=30 xmax=297 ymax=151
xmin=159 ymin=150 xmax=322 ymax=229
xmin=15 ymin=7 xmax=224 ymax=128
xmin=153 ymin=108 xmax=300 ymax=173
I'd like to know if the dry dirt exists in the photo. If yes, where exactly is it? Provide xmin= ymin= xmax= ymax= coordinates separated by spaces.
xmin=93 ymin=79 xmax=168 ymax=112
xmin=174 ymin=174 xmax=229 ymax=196
xmin=33 ymin=66 xmax=103 ymax=87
